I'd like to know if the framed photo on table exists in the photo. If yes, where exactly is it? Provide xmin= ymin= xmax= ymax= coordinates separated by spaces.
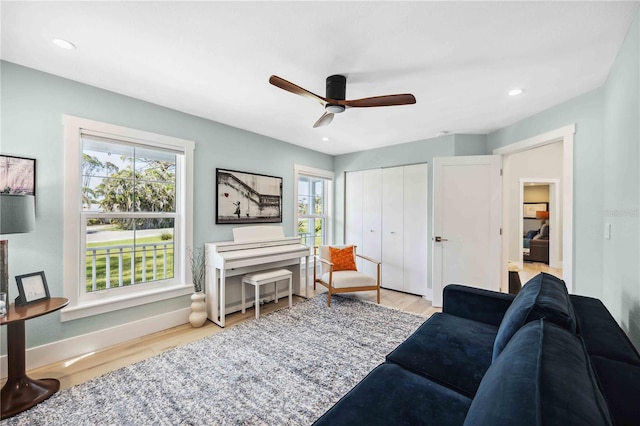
xmin=15 ymin=271 xmax=50 ymax=306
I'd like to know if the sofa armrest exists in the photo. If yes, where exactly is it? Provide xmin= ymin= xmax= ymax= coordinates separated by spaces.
xmin=443 ymin=284 xmax=515 ymax=327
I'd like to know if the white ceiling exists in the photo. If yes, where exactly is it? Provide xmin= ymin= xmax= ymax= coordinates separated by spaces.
xmin=1 ymin=1 xmax=638 ymax=155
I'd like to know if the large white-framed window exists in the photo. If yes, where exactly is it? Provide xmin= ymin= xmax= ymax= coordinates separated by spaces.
xmin=294 ymin=165 xmax=333 ymax=248
xmin=61 ymin=115 xmax=194 ymax=321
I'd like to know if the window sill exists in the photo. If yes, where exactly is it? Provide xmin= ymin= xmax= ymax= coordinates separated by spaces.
xmin=60 ymin=284 xmax=194 ymax=322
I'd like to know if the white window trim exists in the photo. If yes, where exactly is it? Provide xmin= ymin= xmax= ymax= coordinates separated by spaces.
xmin=61 ymin=115 xmax=195 ymax=321
xmin=293 ymin=164 xmax=334 ymax=247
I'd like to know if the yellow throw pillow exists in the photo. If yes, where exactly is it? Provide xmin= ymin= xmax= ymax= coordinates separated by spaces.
xmin=329 ymin=246 xmax=357 ymax=271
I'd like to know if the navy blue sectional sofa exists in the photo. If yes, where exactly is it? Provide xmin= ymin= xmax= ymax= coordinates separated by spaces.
xmin=313 ymin=273 xmax=640 ymax=425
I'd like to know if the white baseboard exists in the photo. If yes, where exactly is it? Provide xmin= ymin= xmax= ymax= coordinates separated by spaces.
xmin=1 ymin=307 xmax=191 ymax=379
xmin=423 ymin=288 xmax=433 ymax=302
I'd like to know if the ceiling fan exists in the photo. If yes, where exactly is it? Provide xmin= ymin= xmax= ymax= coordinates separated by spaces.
xmin=269 ymin=74 xmax=416 ymax=128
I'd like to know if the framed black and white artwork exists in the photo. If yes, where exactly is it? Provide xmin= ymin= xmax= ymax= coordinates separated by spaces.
xmin=216 ymin=168 xmax=283 ymax=224
xmin=0 ymin=155 xmax=36 ymax=195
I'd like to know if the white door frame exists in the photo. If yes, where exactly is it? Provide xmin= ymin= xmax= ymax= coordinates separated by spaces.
xmin=519 ymin=178 xmax=561 ymax=269
xmin=494 ymin=124 xmax=575 ymax=293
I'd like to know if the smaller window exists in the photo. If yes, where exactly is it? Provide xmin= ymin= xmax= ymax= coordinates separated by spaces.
xmin=294 ymin=165 xmax=333 ymax=248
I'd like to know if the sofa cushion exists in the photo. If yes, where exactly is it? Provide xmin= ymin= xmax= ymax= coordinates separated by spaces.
xmin=464 ymin=320 xmax=612 ymax=426
xmin=590 ymin=356 xmax=640 ymax=426
xmin=312 ymin=363 xmax=472 ymax=426
xmin=443 ymin=284 xmax=515 ymax=327
xmin=386 ymin=312 xmax=497 ymax=397
xmin=492 ymin=272 xmax=576 ymax=360
xmin=570 ymin=295 xmax=640 ymax=365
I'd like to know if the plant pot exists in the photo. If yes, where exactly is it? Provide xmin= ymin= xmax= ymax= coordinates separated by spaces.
xmin=189 ymin=292 xmax=207 ymax=328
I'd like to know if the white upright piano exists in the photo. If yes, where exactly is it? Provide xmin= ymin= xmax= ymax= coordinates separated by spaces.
xmin=205 ymin=226 xmax=311 ymax=327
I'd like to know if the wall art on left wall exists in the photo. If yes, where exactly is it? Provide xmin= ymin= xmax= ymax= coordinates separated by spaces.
xmin=216 ymin=168 xmax=282 ymax=224
xmin=0 ymin=155 xmax=36 ymax=195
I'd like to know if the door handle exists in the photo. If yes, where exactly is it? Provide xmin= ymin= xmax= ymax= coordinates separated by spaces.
xmin=434 ymin=236 xmax=449 ymax=242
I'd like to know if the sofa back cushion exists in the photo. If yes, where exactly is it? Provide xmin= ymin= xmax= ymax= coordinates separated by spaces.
xmin=464 ymin=320 xmax=612 ymax=426
xmin=493 ymin=273 xmax=575 ymax=360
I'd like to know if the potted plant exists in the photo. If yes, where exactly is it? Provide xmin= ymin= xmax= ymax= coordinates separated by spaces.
xmin=188 ymin=246 xmax=207 ymax=327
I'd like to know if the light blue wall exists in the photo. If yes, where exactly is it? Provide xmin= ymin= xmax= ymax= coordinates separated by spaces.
xmin=332 ymin=134 xmax=487 ymax=291
xmin=602 ymin=11 xmax=640 ymax=346
xmin=487 ymin=10 xmax=640 ymax=349
xmin=488 ymin=88 xmax=605 ymax=298
xmin=0 ymin=61 xmax=332 ymax=351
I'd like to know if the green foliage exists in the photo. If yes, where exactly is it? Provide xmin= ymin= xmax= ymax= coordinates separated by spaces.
xmin=160 ymin=231 xmax=173 ymax=241
xmin=82 ymin=153 xmax=176 ymax=230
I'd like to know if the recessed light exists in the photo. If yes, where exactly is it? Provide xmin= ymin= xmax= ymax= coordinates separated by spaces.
xmin=508 ymin=88 xmax=524 ymax=97
xmin=52 ymin=38 xmax=76 ymax=50
xmin=322 ymin=137 xmax=329 ymax=141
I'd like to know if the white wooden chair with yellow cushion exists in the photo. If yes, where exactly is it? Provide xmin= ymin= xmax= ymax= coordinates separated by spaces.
xmin=313 ymin=245 xmax=381 ymax=307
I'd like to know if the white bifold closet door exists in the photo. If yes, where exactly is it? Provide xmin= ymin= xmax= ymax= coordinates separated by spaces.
xmin=381 ymin=167 xmax=404 ymax=291
xmin=361 ymin=168 xmax=382 ymax=277
xmin=345 ymin=171 xmax=364 ymax=270
xmin=345 ymin=163 xmax=428 ymax=296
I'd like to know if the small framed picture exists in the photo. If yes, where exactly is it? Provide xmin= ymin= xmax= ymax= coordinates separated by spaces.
xmin=0 ymin=154 xmax=36 ymax=196
xmin=15 ymin=271 xmax=50 ymax=306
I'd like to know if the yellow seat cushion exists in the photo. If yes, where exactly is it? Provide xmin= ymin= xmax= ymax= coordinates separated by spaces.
xmin=329 ymin=246 xmax=357 ymax=271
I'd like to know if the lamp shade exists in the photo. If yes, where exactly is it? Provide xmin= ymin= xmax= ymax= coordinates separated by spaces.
xmin=0 ymin=194 xmax=35 ymax=234
xmin=535 ymin=210 xmax=549 ymax=220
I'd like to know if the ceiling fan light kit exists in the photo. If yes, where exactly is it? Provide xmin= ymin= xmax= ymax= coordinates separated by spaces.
xmin=269 ymin=74 xmax=416 ymax=128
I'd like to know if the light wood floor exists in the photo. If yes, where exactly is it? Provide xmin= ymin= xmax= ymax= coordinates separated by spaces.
xmin=519 ymin=261 xmax=563 ymax=283
xmin=11 ymin=286 xmax=439 ymax=392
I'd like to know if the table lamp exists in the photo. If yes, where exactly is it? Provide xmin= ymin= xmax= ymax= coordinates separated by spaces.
xmin=0 ymin=194 xmax=36 ymax=298
xmin=536 ymin=210 xmax=549 ymax=226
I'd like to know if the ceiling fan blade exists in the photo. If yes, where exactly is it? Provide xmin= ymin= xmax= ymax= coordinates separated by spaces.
xmin=269 ymin=75 xmax=327 ymax=106
xmin=313 ymin=112 xmax=334 ymax=128
xmin=342 ymin=94 xmax=416 ymax=108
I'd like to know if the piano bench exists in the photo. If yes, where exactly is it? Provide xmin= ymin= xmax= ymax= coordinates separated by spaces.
xmin=241 ymin=269 xmax=293 ymax=320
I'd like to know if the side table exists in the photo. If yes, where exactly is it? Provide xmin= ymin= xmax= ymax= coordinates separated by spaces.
xmin=1 ymin=297 xmax=69 ymax=419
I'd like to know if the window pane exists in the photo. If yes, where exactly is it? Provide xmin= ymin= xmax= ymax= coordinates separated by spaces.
xmin=135 ymin=181 xmax=176 ymax=212
xmin=297 ymin=173 xmax=329 ymax=247
xmin=88 ymin=176 xmax=136 ymax=212
xmin=85 ymin=217 xmax=175 ymax=292
xmin=298 ymin=176 xmax=310 ymax=216
xmin=134 ymin=147 xmax=176 ymax=176
xmin=298 ymin=195 xmax=309 ymax=215
xmin=314 ymin=218 xmax=324 ymax=247
xmin=82 ymin=138 xmax=176 ymax=213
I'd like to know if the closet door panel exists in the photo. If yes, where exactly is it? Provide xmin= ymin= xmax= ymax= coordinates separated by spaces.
xmin=361 ymin=168 xmax=382 ymax=277
xmin=345 ymin=171 xmax=364 ymax=270
xmin=403 ymin=163 xmax=429 ymax=295
xmin=381 ymin=167 xmax=404 ymax=291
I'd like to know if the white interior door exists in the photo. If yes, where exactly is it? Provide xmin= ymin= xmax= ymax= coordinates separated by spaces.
xmin=362 ymin=168 xmax=382 ymax=277
xmin=432 ymin=156 xmax=502 ymax=307
xmin=382 ymin=167 xmax=404 ymax=291
xmin=403 ymin=163 xmax=429 ymax=295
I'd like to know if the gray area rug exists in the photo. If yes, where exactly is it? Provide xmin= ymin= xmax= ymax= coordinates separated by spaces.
xmin=2 ymin=295 xmax=427 ymax=425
